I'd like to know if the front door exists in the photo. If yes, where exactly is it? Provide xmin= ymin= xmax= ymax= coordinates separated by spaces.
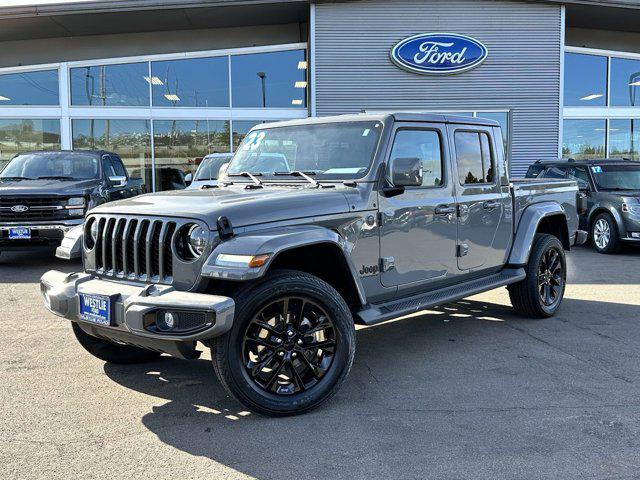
xmin=379 ymin=124 xmax=458 ymax=287
xmin=450 ymin=126 xmax=510 ymax=271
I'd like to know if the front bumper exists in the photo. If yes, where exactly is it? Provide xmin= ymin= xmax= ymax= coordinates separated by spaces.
xmin=40 ymin=270 xmax=235 ymax=359
xmin=621 ymin=214 xmax=640 ymax=242
xmin=0 ymin=220 xmax=83 ymax=249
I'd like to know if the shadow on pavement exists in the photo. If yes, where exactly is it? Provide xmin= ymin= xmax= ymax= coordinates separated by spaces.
xmin=103 ymin=296 xmax=640 ymax=479
xmin=0 ymin=247 xmax=79 ymax=283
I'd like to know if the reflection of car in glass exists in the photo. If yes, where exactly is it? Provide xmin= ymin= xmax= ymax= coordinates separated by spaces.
xmin=526 ymin=159 xmax=640 ymax=254
xmin=43 ymin=113 xmax=585 ymax=417
xmin=0 ymin=150 xmax=143 ymax=255
xmin=186 ymin=153 xmax=233 ymax=190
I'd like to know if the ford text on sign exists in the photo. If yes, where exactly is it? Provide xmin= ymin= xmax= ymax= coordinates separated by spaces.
xmin=391 ymin=33 xmax=488 ymax=74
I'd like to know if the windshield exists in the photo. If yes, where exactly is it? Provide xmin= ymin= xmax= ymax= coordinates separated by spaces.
xmin=0 ymin=152 xmax=99 ymax=180
xmin=194 ymin=155 xmax=232 ymax=181
xmin=226 ymin=121 xmax=383 ymax=180
xmin=591 ymin=164 xmax=640 ymax=190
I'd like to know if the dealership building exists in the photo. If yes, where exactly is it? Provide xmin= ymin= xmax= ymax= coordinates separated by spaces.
xmin=0 ymin=0 xmax=639 ymax=189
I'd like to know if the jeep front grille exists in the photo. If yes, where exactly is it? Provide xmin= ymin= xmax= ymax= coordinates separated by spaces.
xmin=91 ymin=215 xmax=179 ymax=284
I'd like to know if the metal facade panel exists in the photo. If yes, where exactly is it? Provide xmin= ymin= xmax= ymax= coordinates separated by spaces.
xmin=314 ymin=0 xmax=563 ymax=176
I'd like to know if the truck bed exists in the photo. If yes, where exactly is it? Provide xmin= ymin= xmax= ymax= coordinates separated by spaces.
xmin=510 ymin=178 xmax=580 ymax=235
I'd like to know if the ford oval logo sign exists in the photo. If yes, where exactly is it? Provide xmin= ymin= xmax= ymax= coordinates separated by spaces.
xmin=11 ymin=205 xmax=29 ymax=213
xmin=391 ymin=33 xmax=488 ymax=75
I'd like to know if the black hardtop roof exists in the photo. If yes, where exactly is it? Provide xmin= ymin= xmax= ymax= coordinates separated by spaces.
xmin=533 ymin=158 xmax=640 ymax=167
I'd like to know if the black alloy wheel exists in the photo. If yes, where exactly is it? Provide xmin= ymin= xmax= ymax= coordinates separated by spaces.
xmin=537 ymin=247 xmax=563 ymax=308
xmin=242 ymin=296 xmax=337 ymax=395
xmin=212 ymin=270 xmax=355 ymax=416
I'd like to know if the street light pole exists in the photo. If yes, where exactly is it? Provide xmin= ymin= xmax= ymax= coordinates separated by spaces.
xmin=257 ymin=71 xmax=266 ymax=108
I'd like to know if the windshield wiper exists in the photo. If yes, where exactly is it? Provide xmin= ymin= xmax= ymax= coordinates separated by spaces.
xmin=36 ymin=175 xmax=77 ymax=180
xmin=0 ymin=176 xmax=34 ymax=181
xmin=273 ymin=170 xmax=319 ymax=188
xmin=227 ymin=172 xmax=263 ymax=189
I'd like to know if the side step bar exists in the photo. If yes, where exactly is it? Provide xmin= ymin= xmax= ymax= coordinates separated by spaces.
xmin=355 ymin=267 xmax=526 ymax=326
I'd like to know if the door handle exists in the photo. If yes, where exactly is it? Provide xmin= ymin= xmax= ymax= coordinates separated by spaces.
xmin=483 ymin=200 xmax=500 ymax=210
xmin=435 ymin=204 xmax=456 ymax=216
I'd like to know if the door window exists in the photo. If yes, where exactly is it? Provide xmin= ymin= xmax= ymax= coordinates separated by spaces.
xmin=389 ymin=129 xmax=443 ymax=187
xmin=455 ymin=131 xmax=494 ymax=185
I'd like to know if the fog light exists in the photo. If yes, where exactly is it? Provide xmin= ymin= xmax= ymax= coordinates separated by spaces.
xmin=68 ymin=208 xmax=85 ymax=217
xmin=164 ymin=312 xmax=175 ymax=329
xmin=631 ymin=232 xmax=640 ymax=239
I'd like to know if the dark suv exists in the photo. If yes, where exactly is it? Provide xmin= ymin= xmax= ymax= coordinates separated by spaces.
xmin=526 ymin=159 xmax=640 ymax=253
xmin=0 ymin=150 xmax=143 ymax=254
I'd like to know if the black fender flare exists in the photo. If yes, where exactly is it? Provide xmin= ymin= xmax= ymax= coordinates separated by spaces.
xmin=201 ymin=225 xmax=367 ymax=306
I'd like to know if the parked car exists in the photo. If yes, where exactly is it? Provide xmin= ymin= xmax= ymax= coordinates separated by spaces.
xmin=526 ymin=158 xmax=640 ymax=253
xmin=41 ymin=113 xmax=585 ymax=416
xmin=185 ymin=153 xmax=233 ymax=189
xmin=0 ymin=150 xmax=143 ymax=255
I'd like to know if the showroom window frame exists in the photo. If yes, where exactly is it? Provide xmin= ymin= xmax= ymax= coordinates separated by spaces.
xmin=0 ymin=42 xmax=309 ymax=190
xmin=564 ymin=46 xmax=640 ymax=158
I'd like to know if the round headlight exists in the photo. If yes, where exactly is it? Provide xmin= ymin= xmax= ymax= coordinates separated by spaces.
xmin=188 ymin=225 xmax=208 ymax=257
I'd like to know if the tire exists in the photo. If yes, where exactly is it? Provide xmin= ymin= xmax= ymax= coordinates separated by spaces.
xmin=212 ymin=269 xmax=356 ymax=417
xmin=72 ymin=322 xmax=162 ymax=364
xmin=508 ymin=234 xmax=567 ymax=318
xmin=591 ymin=212 xmax=621 ymax=254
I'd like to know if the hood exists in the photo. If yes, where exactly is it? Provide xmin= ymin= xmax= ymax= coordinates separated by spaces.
xmin=91 ymin=184 xmax=353 ymax=228
xmin=0 ymin=178 xmax=101 ymax=197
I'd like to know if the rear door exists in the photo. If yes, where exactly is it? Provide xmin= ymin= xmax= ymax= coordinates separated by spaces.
xmin=450 ymin=126 xmax=511 ymax=271
xmin=379 ymin=123 xmax=458 ymax=288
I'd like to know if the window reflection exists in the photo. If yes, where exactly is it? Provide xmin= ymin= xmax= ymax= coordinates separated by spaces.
xmin=153 ymin=120 xmax=230 ymax=191
xmin=72 ymin=119 xmax=152 ymax=191
xmin=562 ymin=119 xmax=606 ymax=159
xmin=231 ymin=50 xmax=307 ymax=108
xmin=151 ymin=57 xmax=229 ymax=107
xmin=232 ymin=120 xmax=267 ymax=150
xmin=610 ymin=58 xmax=640 ymax=107
xmin=564 ymin=53 xmax=607 ymax=106
xmin=0 ymin=119 xmax=61 ymax=170
xmin=477 ymin=111 xmax=509 ymax=154
xmin=609 ymin=119 xmax=640 ymax=159
xmin=0 ymin=70 xmax=59 ymax=106
xmin=70 ymin=63 xmax=149 ymax=106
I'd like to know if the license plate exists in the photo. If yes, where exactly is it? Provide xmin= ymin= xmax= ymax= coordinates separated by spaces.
xmin=79 ymin=294 xmax=111 ymax=326
xmin=8 ymin=227 xmax=31 ymax=239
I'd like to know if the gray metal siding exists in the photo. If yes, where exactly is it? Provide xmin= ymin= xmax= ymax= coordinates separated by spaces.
xmin=314 ymin=0 xmax=563 ymax=176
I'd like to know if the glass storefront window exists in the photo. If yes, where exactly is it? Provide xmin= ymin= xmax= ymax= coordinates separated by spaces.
xmin=0 ymin=70 xmax=59 ymax=106
xmin=564 ymin=53 xmax=607 ymax=107
xmin=151 ymin=57 xmax=229 ymax=108
xmin=70 ymin=63 xmax=149 ymax=106
xmin=72 ymin=119 xmax=152 ymax=191
xmin=477 ymin=111 xmax=509 ymax=154
xmin=231 ymin=50 xmax=307 ymax=108
xmin=153 ymin=120 xmax=230 ymax=191
xmin=610 ymin=57 xmax=640 ymax=107
xmin=0 ymin=119 xmax=61 ymax=170
xmin=562 ymin=119 xmax=606 ymax=159
xmin=609 ymin=119 xmax=640 ymax=159
xmin=232 ymin=120 xmax=266 ymax=150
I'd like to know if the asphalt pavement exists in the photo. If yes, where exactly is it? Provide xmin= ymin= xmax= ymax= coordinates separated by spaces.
xmin=1 ymin=245 xmax=640 ymax=479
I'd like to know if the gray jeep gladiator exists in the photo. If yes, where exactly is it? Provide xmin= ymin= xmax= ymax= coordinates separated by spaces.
xmin=41 ymin=113 xmax=586 ymax=416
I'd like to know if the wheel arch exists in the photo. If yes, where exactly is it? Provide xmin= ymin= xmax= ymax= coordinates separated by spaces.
xmin=588 ymin=205 xmax=625 ymax=237
xmin=508 ymin=202 xmax=570 ymax=266
xmin=201 ymin=225 xmax=367 ymax=308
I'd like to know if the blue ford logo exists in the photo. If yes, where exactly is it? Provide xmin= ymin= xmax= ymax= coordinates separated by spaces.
xmin=391 ymin=33 xmax=488 ymax=74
